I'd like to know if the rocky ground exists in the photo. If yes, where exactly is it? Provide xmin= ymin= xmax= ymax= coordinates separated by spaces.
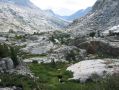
xmin=0 ymin=0 xmax=119 ymax=89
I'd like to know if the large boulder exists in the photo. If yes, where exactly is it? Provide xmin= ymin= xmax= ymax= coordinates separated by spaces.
xmin=67 ymin=59 xmax=119 ymax=83
xmin=0 ymin=57 xmax=14 ymax=73
xmin=0 ymin=60 xmax=6 ymax=72
xmin=2 ymin=57 xmax=14 ymax=70
xmin=21 ymin=40 xmax=54 ymax=55
xmin=78 ymin=39 xmax=119 ymax=57
xmin=49 ymin=45 xmax=87 ymax=62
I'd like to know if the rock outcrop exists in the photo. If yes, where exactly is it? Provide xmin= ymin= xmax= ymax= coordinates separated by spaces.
xmin=68 ymin=0 xmax=119 ymax=36
xmin=67 ymin=59 xmax=119 ymax=83
xmin=78 ymin=38 xmax=119 ymax=57
xmin=0 ymin=57 xmax=14 ymax=73
xmin=0 ymin=0 xmax=69 ymax=33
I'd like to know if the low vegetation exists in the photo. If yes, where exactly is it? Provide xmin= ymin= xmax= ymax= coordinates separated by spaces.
xmin=0 ymin=73 xmax=40 ymax=90
xmin=1 ymin=43 xmax=119 ymax=90
xmin=89 ymin=32 xmax=96 ymax=38
xmin=0 ymin=44 xmax=10 ymax=58
xmin=49 ymin=31 xmax=72 ymax=45
xmin=0 ymin=44 xmax=19 ymax=67
xmin=29 ymin=62 xmax=119 ymax=90
xmin=29 ymin=62 xmax=73 ymax=90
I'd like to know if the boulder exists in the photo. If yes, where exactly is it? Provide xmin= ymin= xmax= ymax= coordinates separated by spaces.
xmin=0 ymin=57 xmax=14 ymax=72
xmin=0 ymin=60 xmax=6 ymax=73
xmin=78 ymin=39 xmax=119 ymax=57
xmin=21 ymin=40 xmax=54 ymax=55
xmin=67 ymin=59 xmax=119 ymax=83
xmin=52 ymin=45 xmax=87 ymax=61
xmin=2 ymin=57 xmax=14 ymax=70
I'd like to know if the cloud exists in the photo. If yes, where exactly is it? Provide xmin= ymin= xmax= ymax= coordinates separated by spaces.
xmin=30 ymin=0 xmax=97 ymax=16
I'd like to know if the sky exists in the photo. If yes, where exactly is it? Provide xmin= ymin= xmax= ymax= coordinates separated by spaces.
xmin=30 ymin=0 xmax=97 ymax=16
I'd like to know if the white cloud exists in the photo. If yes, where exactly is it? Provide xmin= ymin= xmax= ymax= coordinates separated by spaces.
xmin=30 ymin=0 xmax=97 ymax=16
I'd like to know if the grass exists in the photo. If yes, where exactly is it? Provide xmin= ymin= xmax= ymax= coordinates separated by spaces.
xmin=0 ymin=59 xmax=119 ymax=90
xmin=29 ymin=62 xmax=119 ymax=90
xmin=29 ymin=62 xmax=73 ymax=89
xmin=0 ymin=43 xmax=119 ymax=90
xmin=0 ymin=74 xmax=40 ymax=90
xmin=22 ymin=53 xmax=47 ymax=59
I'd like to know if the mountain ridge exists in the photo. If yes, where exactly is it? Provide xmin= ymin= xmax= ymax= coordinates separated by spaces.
xmin=0 ymin=0 xmax=34 ymax=7
xmin=61 ymin=7 xmax=92 ymax=21
xmin=0 ymin=0 xmax=69 ymax=33
xmin=67 ymin=0 xmax=119 ymax=36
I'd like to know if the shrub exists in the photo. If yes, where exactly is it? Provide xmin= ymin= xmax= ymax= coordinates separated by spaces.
xmin=0 ymin=73 xmax=40 ymax=90
xmin=49 ymin=31 xmax=71 ymax=45
xmin=65 ymin=50 xmax=80 ymax=63
xmin=89 ymin=32 xmax=96 ymax=38
xmin=10 ymin=46 xmax=19 ymax=67
xmin=32 ymin=60 xmax=38 ymax=64
xmin=0 ymin=44 xmax=10 ymax=58
xmin=0 ymin=44 xmax=19 ymax=67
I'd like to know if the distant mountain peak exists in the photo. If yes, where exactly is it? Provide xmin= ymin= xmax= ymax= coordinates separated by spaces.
xmin=45 ymin=9 xmax=54 ymax=13
xmin=59 ymin=7 xmax=92 ymax=21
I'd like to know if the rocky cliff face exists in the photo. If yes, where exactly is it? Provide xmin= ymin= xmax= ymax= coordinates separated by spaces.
xmin=0 ymin=0 xmax=36 ymax=8
xmin=68 ymin=0 xmax=119 ymax=36
xmin=0 ymin=0 xmax=68 ymax=33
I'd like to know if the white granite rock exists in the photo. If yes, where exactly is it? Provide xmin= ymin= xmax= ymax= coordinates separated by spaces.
xmin=67 ymin=59 xmax=119 ymax=83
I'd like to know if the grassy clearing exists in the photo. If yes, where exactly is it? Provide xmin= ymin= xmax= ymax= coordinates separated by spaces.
xmin=29 ymin=62 xmax=119 ymax=90
xmin=29 ymin=62 xmax=73 ymax=89
xmin=22 ymin=53 xmax=47 ymax=59
xmin=0 ymin=74 xmax=40 ymax=90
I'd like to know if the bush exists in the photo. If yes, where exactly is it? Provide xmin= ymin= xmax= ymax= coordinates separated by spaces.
xmin=0 ymin=73 xmax=40 ymax=90
xmin=10 ymin=46 xmax=19 ymax=67
xmin=32 ymin=60 xmax=38 ymax=64
xmin=65 ymin=49 xmax=80 ymax=63
xmin=49 ymin=31 xmax=71 ymax=45
xmin=0 ymin=44 xmax=19 ymax=67
xmin=0 ymin=44 xmax=10 ymax=58
xmin=89 ymin=32 xmax=96 ymax=38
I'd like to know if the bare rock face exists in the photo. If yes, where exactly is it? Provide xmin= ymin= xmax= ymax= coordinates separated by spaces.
xmin=78 ymin=39 xmax=119 ymax=57
xmin=0 ymin=57 xmax=14 ymax=73
xmin=0 ymin=0 xmax=33 ymax=8
xmin=51 ymin=45 xmax=87 ymax=61
xmin=2 ymin=57 xmax=14 ymax=70
xmin=68 ymin=0 xmax=119 ymax=36
xmin=67 ymin=59 xmax=119 ymax=83
xmin=0 ymin=1 xmax=69 ymax=33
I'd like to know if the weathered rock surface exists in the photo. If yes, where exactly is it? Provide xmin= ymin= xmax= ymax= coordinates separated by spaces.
xmin=0 ymin=86 xmax=22 ymax=90
xmin=67 ymin=59 xmax=119 ymax=83
xmin=68 ymin=0 xmax=119 ymax=36
xmin=78 ymin=38 xmax=119 ymax=57
xmin=22 ymin=39 xmax=54 ymax=55
xmin=23 ymin=45 xmax=87 ymax=63
xmin=0 ymin=57 xmax=32 ymax=76
xmin=0 ymin=57 xmax=14 ymax=73
xmin=0 ymin=1 xmax=69 ymax=33
xmin=51 ymin=45 xmax=87 ymax=61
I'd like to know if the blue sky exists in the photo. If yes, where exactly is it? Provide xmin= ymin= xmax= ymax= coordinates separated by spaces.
xmin=30 ymin=0 xmax=97 ymax=16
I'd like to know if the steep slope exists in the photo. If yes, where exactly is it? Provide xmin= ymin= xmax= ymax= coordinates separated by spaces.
xmin=0 ymin=0 xmax=35 ymax=7
xmin=43 ymin=9 xmax=69 ymax=28
xmin=62 ymin=7 xmax=92 ymax=21
xmin=0 ymin=0 xmax=69 ymax=33
xmin=68 ymin=0 xmax=119 ymax=36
